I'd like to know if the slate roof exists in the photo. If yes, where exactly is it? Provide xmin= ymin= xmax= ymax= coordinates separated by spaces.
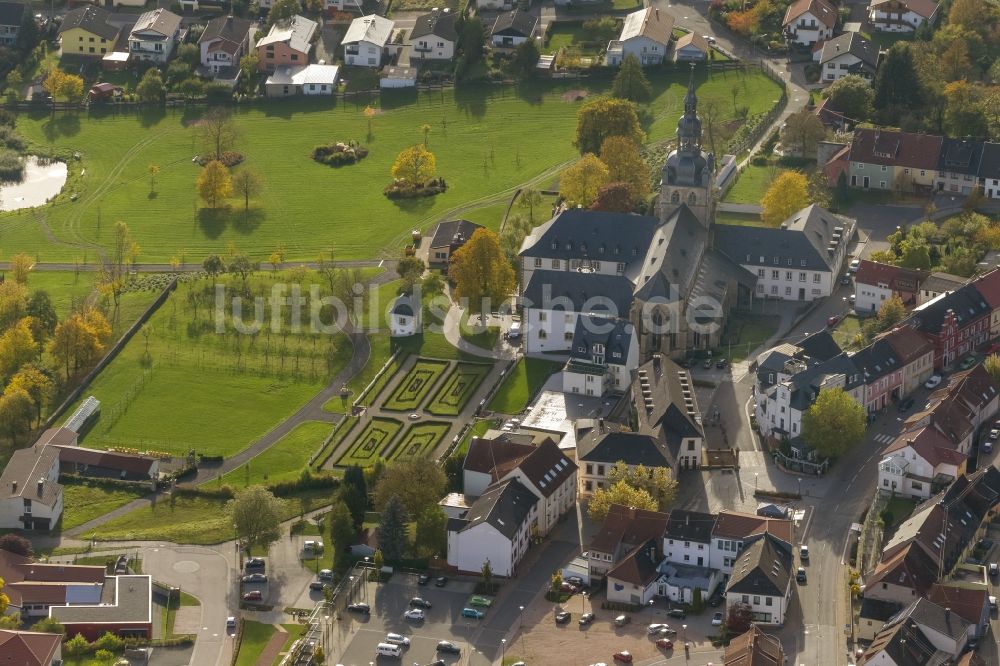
xmin=59 ymin=5 xmax=119 ymax=41
xmin=607 ymin=539 xmax=660 ymax=587
xmin=199 ymin=15 xmax=254 ymax=54
xmin=577 ymin=429 xmax=671 ymax=468
xmin=818 ymin=32 xmax=878 ymax=71
xmin=619 ymin=7 xmax=673 ymax=45
xmin=723 ymin=625 xmax=785 ymax=666
xmin=714 ymin=205 xmax=851 ymax=273
xmin=589 ymin=504 xmax=669 ymax=554
xmin=863 ymin=613 xmax=939 ymax=665
xmin=920 ymin=271 xmax=966 ymax=295
xmin=410 ymin=10 xmax=458 ymax=42
xmin=887 ymin=598 xmax=972 ymax=645
xmin=522 ymin=269 xmax=635 ymax=318
xmin=664 ymin=509 xmax=715 ymax=543
xmin=50 ymin=574 xmax=152 ymax=625
xmin=447 ymin=479 xmax=536 ymax=540
xmin=258 ymin=14 xmax=317 ymax=53
xmin=849 ymin=128 xmax=943 ymax=170
xmin=0 ymin=2 xmax=26 ymax=27
xmin=513 ymin=438 xmax=577 ymax=498
xmin=429 ymin=219 xmax=482 ymax=249
xmin=389 ymin=294 xmax=415 ymax=317
xmin=0 ymin=630 xmax=62 ymax=666
xmin=633 ymin=356 xmax=704 ymax=462
xmin=726 ymin=533 xmax=792 ymax=598
xmin=850 ymin=337 xmax=902 ymax=383
xmin=130 ymin=8 xmax=180 ymax=39
xmin=34 ymin=427 xmax=78 ymax=448
xmin=859 ymin=597 xmax=901 ymax=624
xmin=907 ymin=283 xmax=991 ymax=335
xmin=491 ymin=9 xmax=537 ymax=37
xmin=979 ymin=143 xmax=1000 ymax=181
xmin=0 ymin=445 xmax=60 ymax=508
xmin=569 ymin=315 xmax=633 ymax=366
xmin=795 ymin=329 xmax=843 ymax=362
xmin=783 ymin=0 xmax=837 ymax=27
xmin=937 ymin=138 xmax=985 ymax=177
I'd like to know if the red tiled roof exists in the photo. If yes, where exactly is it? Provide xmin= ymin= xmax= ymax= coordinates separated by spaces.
xmin=882 ymin=425 xmax=965 ymax=469
xmin=867 ymin=542 xmax=938 ymax=596
xmin=880 ymin=326 xmax=933 ymax=364
xmin=713 ymin=511 xmax=793 ymax=545
xmin=53 ymin=445 xmax=157 ymax=476
xmin=508 ymin=439 xmax=577 ymax=498
xmin=855 ymin=260 xmax=904 ymax=287
xmin=589 ymin=504 xmax=669 ymax=554
xmin=7 ymin=582 xmax=72 ymax=605
xmin=0 ymin=549 xmax=33 ymax=606
xmin=463 ymin=437 xmax=535 ymax=475
xmin=927 ymin=584 xmax=988 ymax=625
xmin=971 ymin=268 xmax=1000 ymax=308
xmin=784 ymin=0 xmax=837 ymax=27
xmin=870 ymin=0 xmax=939 ymax=18
xmin=724 ymin=625 xmax=784 ymax=665
xmin=0 ymin=630 xmax=62 ymax=666
xmin=849 ymin=128 xmax=943 ymax=170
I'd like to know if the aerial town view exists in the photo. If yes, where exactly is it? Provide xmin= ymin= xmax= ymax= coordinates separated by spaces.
xmin=0 ymin=0 xmax=997 ymax=663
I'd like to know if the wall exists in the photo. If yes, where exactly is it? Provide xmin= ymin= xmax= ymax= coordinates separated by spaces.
xmin=345 ymin=41 xmax=382 ymax=67
xmin=663 ymin=537 xmax=710 ymax=567
xmin=61 ymin=27 xmax=113 ymax=56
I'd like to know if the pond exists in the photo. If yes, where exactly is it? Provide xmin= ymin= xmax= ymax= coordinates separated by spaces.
xmin=0 ymin=156 xmax=68 ymax=212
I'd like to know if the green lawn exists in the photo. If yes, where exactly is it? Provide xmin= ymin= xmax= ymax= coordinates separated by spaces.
xmin=216 ymin=421 xmax=333 ymax=488
xmin=883 ymin=496 xmax=917 ymax=529
xmin=488 ymin=358 xmax=562 ymax=414
xmin=337 ymin=417 xmax=404 ymax=467
xmin=714 ymin=211 xmax=766 ymax=227
xmin=383 ymin=359 xmax=450 ymax=411
xmin=60 ymin=482 xmax=150 ymax=531
xmin=723 ymin=164 xmax=785 ymax=204
xmin=427 ymin=362 xmax=491 ymax=416
xmin=23 ymin=271 xmax=97 ymax=318
xmin=460 ymin=202 xmax=510 ymax=231
xmin=235 ymin=621 xmax=278 ymax=666
xmin=460 ymin=311 xmax=501 ymax=352
xmin=831 ymin=314 xmax=861 ymax=350
xmin=544 ymin=22 xmax=609 ymax=56
xmin=455 ymin=419 xmax=492 ymax=458
xmin=69 ymin=272 xmax=353 ymax=458
xmin=5 ymin=71 xmax=782 ymax=263
xmin=390 ymin=421 xmax=451 ymax=460
xmin=719 ymin=314 xmax=781 ymax=362
xmin=276 ymin=624 xmax=306 ymax=663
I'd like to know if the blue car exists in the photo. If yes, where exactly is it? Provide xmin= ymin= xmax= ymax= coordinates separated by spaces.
xmin=461 ymin=608 xmax=484 ymax=619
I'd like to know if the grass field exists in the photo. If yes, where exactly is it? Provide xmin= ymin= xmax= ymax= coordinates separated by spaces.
xmin=390 ymin=421 xmax=451 ymax=460
xmin=460 ymin=311 xmax=501 ymax=352
xmin=338 ymin=417 xmax=404 ymax=467
xmin=383 ymin=359 xmax=450 ymax=411
xmin=719 ymin=314 xmax=780 ymax=362
xmin=460 ymin=202 xmax=510 ymax=230
xmin=5 ymin=71 xmax=782 ymax=263
xmin=488 ymin=358 xmax=562 ymax=414
xmin=544 ymin=22 xmax=609 ymax=56
xmin=454 ymin=418 xmax=492 ymax=458
xmin=714 ymin=211 xmax=765 ymax=227
xmin=70 ymin=272 xmax=352 ymax=458
xmin=216 ymin=421 xmax=333 ymax=487
xmin=723 ymin=164 xmax=784 ymax=204
xmin=60 ymin=482 xmax=150 ymax=531
xmin=427 ymin=362 xmax=491 ymax=416
xmin=831 ymin=314 xmax=861 ymax=350
xmin=235 ymin=621 xmax=278 ymax=666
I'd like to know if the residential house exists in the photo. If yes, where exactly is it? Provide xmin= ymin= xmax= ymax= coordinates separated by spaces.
xmin=935 ymin=138 xmax=984 ymax=195
xmin=562 ymin=316 xmax=638 ymax=397
xmin=724 ymin=532 xmax=794 ymax=626
xmin=724 ymin=625 xmax=785 ymax=665
xmin=427 ymin=220 xmax=483 ymax=268
xmin=342 ymin=14 xmax=392 ymax=68
xmin=489 ymin=10 xmax=537 ymax=50
xmin=606 ymin=7 xmax=673 ymax=67
xmin=861 ymin=598 xmax=975 ymax=663
xmin=128 ymin=9 xmax=183 ymax=64
xmin=0 ymin=1 xmax=26 ymax=47
xmin=713 ymin=205 xmax=855 ymax=302
xmin=446 ymin=479 xmax=536 ymax=576
xmin=980 ymin=143 xmax=1000 ymax=199
xmin=6 ymin=562 xmax=107 ymax=618
xmin=587 ymin=504 xmax=668 ymax=580
xmin=0 ymin=443 xmax=62 ymax=531
xmin=380 ymin=65 xmax=416 ymax=89
xmin=265 ymin=63 xmax=340 ymax=96
xmin=853 ymin=260 xmax=927 ymax=314
xmin=865 ymin=541 xmax=940 ymax=605
xmin=54 ymin=443 xmax=159 ymax=482
xmin=659 ymin=509 xmax=722 ymax=603
xmin=257 ymin=15 xmax=317 ymax=74
xmin=0 ymin=630 xmax=61 ymax=665
xmin=878 ymin=425 xmax=966 ymax=499
xmin=847 ymin=128 xmax=943 ymax=191
xmin=199 ymin=15 xmax=255 ymax=75
xmin=782 ymin=0 xmax=837 ymax=46
xmin=916 ymin=271 xmax=966 ymax=306
xmin=817 ymin=32 xmax=879 ymax=83
xmin=852 ymin=337 xmax=904 ymax=412
xmin=906 ymin=283 xmax=992 ymax=369
xmin=49 ymin=575 xmax=153 ymax=640
xmin=408 ymin=9 xmax=457 ymax=61
xmin=576 ymin=427 xmax=670 ymax=496
xmin=389 ymin=293 xmax=420 ymax=337
xmin=673 ymin=32 xmax=708 ymax=62
xmin=710 ymin=510 xmax=793 ymax=576
xmin=881 ymin=326 xmax=935 ymax=397
xmin=972 ymin=268 xmax=1000 ymax=338
xmin=906 ymin=365 xmax=998 ymax=455
xmin=867 ymin=0 xmax=940 ymax=33
xmin=476 ymin=0 xmax=511 ymax=11
xmin=58 ymin=5 xmax=119 ymax=57
xmin=859 ymin=597 xmax=902 ymax=641
xmin=633 ymin=355 xmax=705 ymax=470
xmin=606 ymin=538 xmax=662 ymax=605
xmin=927 ymin=583 xmax=991 ymax=639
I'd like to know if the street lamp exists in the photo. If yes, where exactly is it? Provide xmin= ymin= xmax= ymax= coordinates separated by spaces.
xmin=682 ymin=624 xmax=687 ymax=642
xmin=582 ymin=591 xmax=587 ymax=613
xmin=798 ymin=477 xmax=803 ymax=496
xmin=501 ymin=638 xmax=506 ymax=664
xmin=519 ymin=605 xmax=525 ymax=650
xmin=754 ymin=473 xmax=758 ymax=490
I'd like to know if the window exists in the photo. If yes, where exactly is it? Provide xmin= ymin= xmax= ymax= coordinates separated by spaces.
xmin=753 ymin=596 xmax=760 ymax=605
xmin=765 ymin=597 xmax=773 ymax=607
xmin=785 ymin=271 xmax=792 ymax=281
xmin=538 ymin=330 xmax=547 ymax=339
xmin=687 ymin=441 xmax=695 ymax=450
xmin=881 ymin=165 xmax=887 ymax=172
xmin=771 ymin=270 xmax=779 ymax=279
xmin=742 ymin=595 xmax=749 ymax=604
xmin=534 ymin=257 xmax=542 ymax=267
xmin=813 ymin=274 xmax=821 ymax=283
xmin=799 ymin=272 xmax=806 ymax=282
xmin=538 ymin=312 xmax=547 ymax=322
xmin=758 ymin=269 xmax=765 ymax=278
xmin=771 ymin=286 xmax=778 ymax=295
xmin=688 ymin=192 xmax=697 ymax=205
xmin=551 ymin=259 xmax=560 ymax=269
xmin=671 ymin=191 xmax=680 ymax=204
xmin=785 ymin=286 xmax=792 ymax=296
xmin=585 ymin=464 xmax=593 ymax=475
xmin=616 ymin=262 xmax=625 ymax=274
xmin=597 ymin=465 xmax=605 ymax=475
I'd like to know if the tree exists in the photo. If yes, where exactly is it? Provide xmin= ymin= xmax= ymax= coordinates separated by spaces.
xmin=238 ymin=52 xmax=261 ymax=94
xmin=691 ymin=587 xmax=703 ymax=613
xmin=198 ymin=160 xmax=233 ymax=208
xmin=376 ymin=494 xmax=410 ymax=561
xmin=511 ymin=39 xmax=540 ymax=78
xmin=943 ymin=80 xmax=987 ymax=137
xmin=550 ymin=570 xmax=563 ymax=595
xmin=726 ymin=602 xmax=753 ymax=634
xmin=898 ymin=237 xmax=931 ymax=269
xmin=374 ymin=457 xmax=446 ymax=517
xmin=328 ymin=500 xmax=355 ymax=564
xmin=611 ymin=53 xmax=652 ymax=103
xmin=31 ymin=617 xmax=63 ymax=635
xmin=391 ymin=145 xmax=436 ymax=186
xmin=341 ymin=464 xmax=368 ymax=529
xmin=517 ymin=188 xmax=543 ymax=223
xmin=0 ymin=576 xmax=7 ymax=615
xmin=0 ymin=317 xmax=39 ymax=382
xmin=227 ymin=486 xmax=286 ymax=553
xmin=268 ymin=0 xmax=301 ymax=25
xmin=16 ymin=10 xmax=38 ymax=51
xmin=801 ymin=387 xmax=866 ymax=459
xmin=0 ymin=282 xmax=28 ymax=330
xmin=147 ymin=163 xmax=160 ymax=193
xmin=94 ymin=650 xmax=115 ymax=665
xmin=48 ymin=309 xmax=111 ymax=379
xmin=824 ymin=75 xmax=874 ymax=123
xmin=599 ymin=136 xmax=650 ymax=200
xmin=877 ymin=295 xmax=906 ymax=330
xmin=606 ymin=461 xmax=678 ymax=509
xmin=232 ymin=169 xmax=263 ymax=211
xmin=98 ymin=221 xmax=133 ymax=319
xmin=136 ymin=68 xmax=165 ymax=103
xmin=0 ymin=388 xmax=32 ymax=445
xmin=560 ymin=153 xmax=610 ymax=207
xmin=458 ymin=16 xmax=486 ymax=65
xmin=200 ymin=107 xmax=238 ymax=161
xmin=574 ymin=98 xmax=645 ymax=155
xmin=761 ymin=172 xmax=809 ymax=226
xmin=414 ymin=506 xmax=448 ymax=557
xmin=43 ymin=69 xmax=84 ymax=102
xmin=8 ymin=364 xmax=53 ymax=426
xmin=590 ymin=182 xmax=635 ymax=213
xmin=807 ymin=170 xmax=831 ymax=210
xmin=782 ymin=109 xmax=826 ymax=157
xmin=10 ymin=253 xmax=32 ymax=284
xmin=203 ymin=255 xmax=225 ymax=283
xmin=985 ymin=354 xmax=1000 ymax=385
xmin=587 ymin=480 xmax=658 ymax=523
xmin=268 ymin=244 xmax=285 ymax=272
xmin=938 ymin=39 xmax=971 ymax=83
xmin=227 ymin=254 xmax=256 ymax=294
xmin=481 ymin=559 xmax=493 ymax=588
xmin=449 ymin=228 xmax=517 ymax=318
xmin=0 ymin=533 xmax=32 ymax=556
xmin=873 ymin=43 xmax=924 ymax=125
xmin=397 ymin=255 xmax=425 ymax=294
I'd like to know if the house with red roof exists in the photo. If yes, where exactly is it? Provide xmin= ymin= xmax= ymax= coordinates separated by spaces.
xmin=868 ymin=0 xmax=940 ymax=33
xmin=881 ymin=326 xmax=935 ymax=395
xmin=853 ymin=259 xmax=928 ymax=314
xmin=878 ymin=425 xmax=966 ymax=499
xmin=782 ymin=0 xmax=837 ymax=45
xmin=969 ymin=268 xmax=1000 ymax=338
xmin=709 ymin=510 xmax=793 ymax=575
xmin=0 ymin=629 xmax=62 ymax=666
xmin=847 ymin=128 xmax=943 ymax=192
xmin=905 ymin=282 xmax=992 ymax=369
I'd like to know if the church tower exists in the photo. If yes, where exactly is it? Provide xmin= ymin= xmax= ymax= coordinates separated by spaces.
xmin=659 ymin=66 xmax=715 ymax=228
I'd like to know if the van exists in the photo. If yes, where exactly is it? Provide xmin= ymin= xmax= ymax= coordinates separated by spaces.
xmin=303 ymin=540 xmax=324 ymax=552
xmin=375 ymin=643 xmax=402 ymax=658
xmin=506 ymin=321 xmax=522 ymax=340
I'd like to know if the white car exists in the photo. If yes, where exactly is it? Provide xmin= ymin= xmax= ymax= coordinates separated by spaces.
xmin=990 ymin=429 xmax=1000 ymax=441
xmin=924 ymin=374 xmax=942 ymax=389
xmin=711 ymin=612 xmax=723 ymax=626
xmin=849 ymin=258 xmax=861 ymax=272
xmin=647 ymin=623 xmax=668 ymax=635
xmin=703 ymin=34 xmax=717 ymax=44
xmin=385 ymin=633 xmax=410 ymax=646
xmin=403 ymin=609 xmax=425 ymax=621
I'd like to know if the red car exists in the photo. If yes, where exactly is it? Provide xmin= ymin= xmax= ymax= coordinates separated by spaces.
xmin=655 ymin=639 xmax=674 ymax=650
xmin=826 ymin=315 xmax=840 ymax=327
xmin=612 ymin=651 xmax=633 ymax=663
xmin=242 ymin=591 xmax=262 ymax=602
xmin=560 ymin=582 xmax=578 ymax=594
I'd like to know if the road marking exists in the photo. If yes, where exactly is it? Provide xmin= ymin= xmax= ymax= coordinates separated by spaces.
xmin=743 ymin=395 xmax=761 ymax=453
xmin=799 ymin=506 xmax=814 ymax=543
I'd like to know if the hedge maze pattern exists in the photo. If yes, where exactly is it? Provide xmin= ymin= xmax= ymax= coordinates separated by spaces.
xmin=338 ymin=417 xmax=403 ymax=466
xmin=427 ymin=363 xmax=492 ymax=416
xmin=389 ymin=421 xmax=451 ymax=460
xmin=382 ymin=359 xmax=449 ymax=411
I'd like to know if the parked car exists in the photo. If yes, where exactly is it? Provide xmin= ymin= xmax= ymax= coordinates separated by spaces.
xmin=418 ymin=573 xmax=430 ymax=585
xmin=410 ymin=597 xmax=432 ymax=609
xmin=648 ymin=623 xmax=668 ymax=635
xmin=990 ymin=562 xmax=998 ymax=578
xmin=840 ymin=273 xmax=852 ymax=286
xmin=702 ymin=358 xmax=712 ymax=369
xmin=989 ymin=429 xmax=999 ymax=441
xmin=579 ymin=612 xmax=595 ymax=625
xmin=226 ymin=617 xmax=236 ymax=629
xmin=849 ymin=258 xmax=861 ymax=272
xmin=796 ymin=567 xmax=807 ymax=583
xmin=567 ymin=576 xmax=584 ymax=587
xmin=435 ymin=576 xmax=448 ymax=587
xmin=302 ymin=540 xmax=324 ymax=552
xmin=318 ymin=569 xmax=334 ymax=581
xmin=655 ymin=638 xmax=674 ymax=650
xmin=989 ymin=595 xmax=997 ymax=612
xmin=436 ymin=641 xmax=461 ymax=654
xmin=347 ymin=602 xmax=370 ymax=614
xmin=712 ymin=612 xmax=723 ymax=626
xmin=960 ymin=355 xmax=977 ymax=370
xmin=461 ymin=608 xmax=484 ymax=619
xmin=667 ymin=608 xmax=687 ymax=619
xmin=506 ymin=321 xmax=522 ymax=340
xmin=245 ymin=557 xmax=265 ymax=571
xmin=404 ymin=609 xmax=425 ymax=621
xmin=703 ymin=34 xmax=716 ymax=44
xmin=925 ymin=374 xmax=942 ymax=389
xmin=826 ymin=315 xmax=840 ymax=328
xmin=897 ymin=397 xmax=915 ymax=412
xmin=555 ymin=611 xmax=571 ymax=624
xmin=800 ymin=545 xmax=810 ymax=561
xmin=560 ymin=582 xmax=579 ymax=594
xmin=242 ymin=573 xmax=267 ymax=584
xmin=385 ymin=633 xmax=410 ymax=646
xmin=984 ymin=441 xmax=994 ymax=454
xmin=614 ymin=614 xmax=631 ymax=626
xmin=242 ymin=591 xmax=262 ymax=601
xmin=613 ymin=651 xmax=633 ymax=663
xmin=426 ymin=661 xmax=446 ymax=666
xmin=470 ymin=595 xmax=493 ymax=607
xmin=308 ymin=581 xmax=326 ymax=591
xmin=716 ymin=358 xmax=729 ymax=369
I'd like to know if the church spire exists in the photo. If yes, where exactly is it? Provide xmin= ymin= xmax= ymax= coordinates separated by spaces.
xmin=683 ymin=63 xmax=697 ymax=118
xmin=677 ymin=64 xmax=702 ymax=155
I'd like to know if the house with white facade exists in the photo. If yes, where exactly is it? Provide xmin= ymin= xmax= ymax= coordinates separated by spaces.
xmin=878 ymin=425 xmax=966 ymax=499
xmin=861 ymin=598 xmax=976 ymax=663
xmin=587 ymin=504 xmax=668 ymax=581
xmin=714 ymin=205 xmax=854 ymax=302
xmin=935 ymin=138 xmax=984 ymax=196
xmin=606 ymin=7 xmax=673 ymax=66
xmin=905 ymin=364 xmax=998 ymax=456
xmin=853 ymin=260 xmax=927 ymax=315
xmin=562 ymin=316 xmax=638 ymax=397
xmin=606 ymin=539 xmax=662 ymax=605
xmin=659 ymin=509 xmax=722 ymax=604
xmin=265 ymin=64 xmax=340 ymax=97
xmin=673 ymin=32 xmax=709 ymax=62
xmin=633 ymin=355 xmax=704 ymax=470
xmin=981 ymin=143 xmax=1000 ymax=200
xmin=724 ymin=532 xmax=794 ymax=626
xmin=576 ymin=427 xmax=670 ymax=496
xmin=408 ymin=9 xmax=457 ymax=61
xmin=128 ymin=8 xmax=183 ymax=64
xmin=489 ymin=10 xmax=537 ymax=50
xmin=881 ymin=326 xmax=935 ymax=396
xmin=0 ymin=443 xmax=62 ymax=531
xmin=446 ymin=479 xmax=536 ymax=577
xmin=389 ymin=294 xmax=420 ymax=337
xmin=867 ymin=0 xmax=940 ymax=32
xmin=710 ymin=510 xmax=793 ymax=577
xmin=0 ymin=1 xmax=26 ymax=48
xmin=198 ymin=15 xmax=255 ymax=75
xmin=782 ymin=0 xmax=837 ymax=46
xmin=817 ymin=32 xmax=879 ymax=83
xmin=342 ymin=14 xmax=392 ymax=67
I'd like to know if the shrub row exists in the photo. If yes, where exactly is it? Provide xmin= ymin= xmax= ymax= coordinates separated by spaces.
xmin=600 ymin=600 xmax=641 ymax=613
xmin=312 ymin=141 xmax=369 ymax=167
xmin=384 ymin=177 xmax=448 ymax=200
xmin=196 ymin=151 xmax=244 ymax=167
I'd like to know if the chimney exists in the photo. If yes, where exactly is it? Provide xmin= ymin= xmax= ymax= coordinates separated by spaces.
xmin=945 ymin=607 xmax=950 ymax=620
xmin=599 ymin=418 xmax=605 ymax=432
xmin=37 ymin=479 xmax=44 ymax=496
xmin=686 ymin=513 xmax=690 ymax=526
xmin=11 ymin=481 xmax=16 ymax=493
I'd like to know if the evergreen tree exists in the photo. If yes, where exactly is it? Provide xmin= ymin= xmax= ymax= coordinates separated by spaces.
xmin=341 ymin=464 xmax=368 ymax=529
xmin=376 ymin=494 xmax=410 ymax=562
xmin=873 ymin=43 xmax=923 ymax=125
xmin=611 ymin=54 xmax=652 ymax=103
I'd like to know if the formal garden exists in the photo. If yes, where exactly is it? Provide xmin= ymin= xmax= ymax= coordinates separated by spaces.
xmin=390 ymin=421 xmax=452 ymax=460
xmin=337 ymin=417 xmax=405 ymax=467
xmin=426 ymin=362 xmax=491 ymax=416
xmin=382 ymin=359 xmax=450 ymax=411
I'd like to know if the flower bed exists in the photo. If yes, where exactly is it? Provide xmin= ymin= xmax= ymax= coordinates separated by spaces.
xmin=312 ymin=141 xmax=369 ymax=167
xmin=384 ymin=177 xmax=448 ymax=200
